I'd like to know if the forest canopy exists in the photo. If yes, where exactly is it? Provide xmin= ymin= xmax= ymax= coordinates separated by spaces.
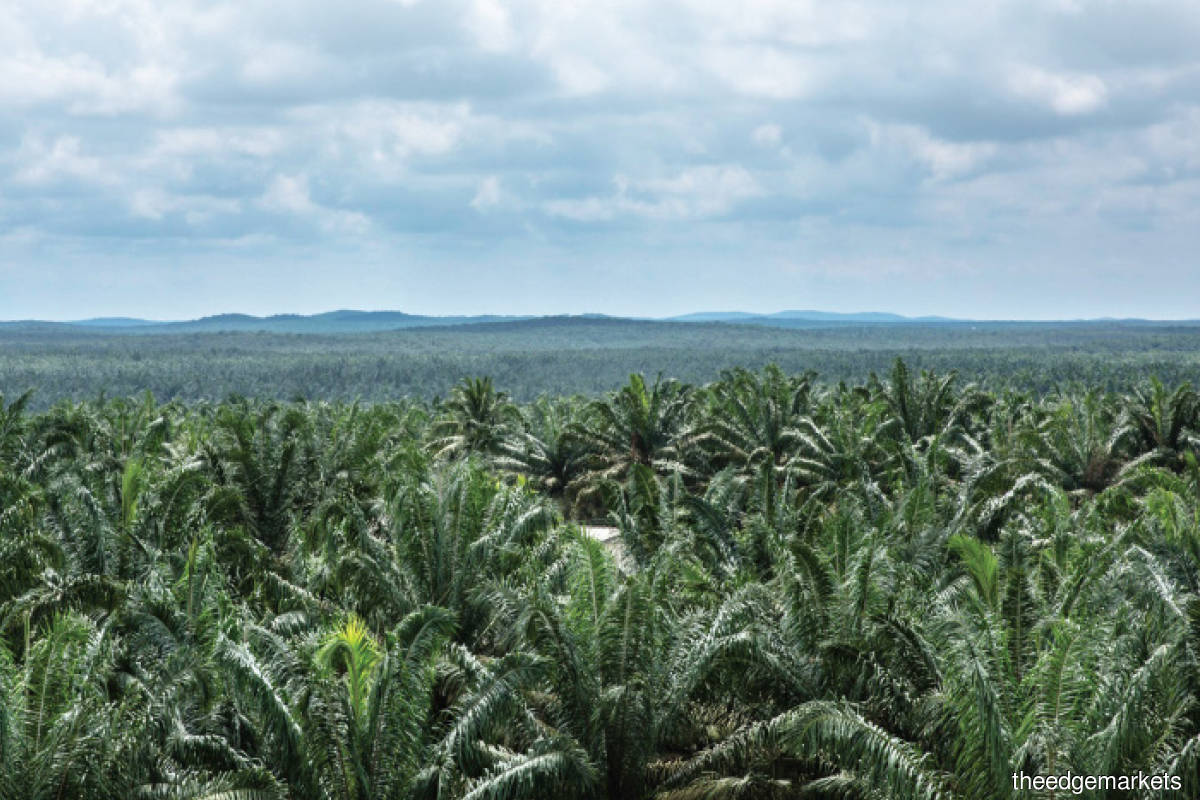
xmin=6 ymin=317 xmax=1200 ymax=407
xmin=3 ymin=359 xmax=1200 ymax=798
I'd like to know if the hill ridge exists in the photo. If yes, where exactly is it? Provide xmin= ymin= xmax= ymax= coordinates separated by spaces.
xmin=6 ymin=309 xmax=1199 ymax=335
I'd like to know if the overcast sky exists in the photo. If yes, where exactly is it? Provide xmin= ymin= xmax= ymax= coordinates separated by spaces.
xmin=2 ymin=0 xmax=1199 ymax=320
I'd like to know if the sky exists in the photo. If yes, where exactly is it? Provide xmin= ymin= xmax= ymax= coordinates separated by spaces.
xmin=2 ymin=0 xmax=1199 ymax=321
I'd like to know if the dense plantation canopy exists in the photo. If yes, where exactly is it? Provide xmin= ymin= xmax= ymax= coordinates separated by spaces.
xmin=9 ymin=318 xmax=1200 ymax=407
xmin=3 ymin=360 xmax=1200 ymax=798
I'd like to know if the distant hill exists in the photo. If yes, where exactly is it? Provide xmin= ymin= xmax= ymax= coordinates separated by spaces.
xmin=668 ymin=312 xmax=761 ymax=322
xmin=3 ymin=310 xmax=1195 ymax=337
xmin=770 ymin=310 xmax=911 ymax=321
xmin=156 ymin=310 xmax=536 ymax=333
xmin=668 ymin=310 xmax=955 ymax=325
xmin=4 ymin=308 xmax=940 ymax=334
xmin=72 ymin=317 xmax=165 ymax=327
xmin=1 ymin=310 xmax=533 ymax=334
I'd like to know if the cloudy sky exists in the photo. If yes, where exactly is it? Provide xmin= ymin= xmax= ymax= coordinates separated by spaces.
xmin=2 ymin=0 xmax=1199 ymax=320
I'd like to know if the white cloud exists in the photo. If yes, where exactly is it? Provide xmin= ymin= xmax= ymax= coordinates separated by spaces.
xmin=240 ymin=42 xmax=326 ymax=86
xmin=546 ymin=165 xmax=762 ymax=221
xmin=704 ymin=46 xmax=818 ymax=100
xmin=258 ymin=174 xmax=369 ymax=234
xmin=1007 ymin=65 xmax=1109 ymax=115
xmin=149 ymin=127 xmax=284 ymax=160
xmin=471 ymin=175 xmax=503 ymax=210
xmin=753 ymin=123 xmax=783 ymax=147
xmin=871 ymin=123 xmax=997 ymax=181
xmin=0 ymin=52 xmax=178 ymax=115
xmin=300 ymin=101 xmax=468 ymax=173
xmin=0 ymin=2 xmax=183 ymax=116
xmin=543 ymin=195 xmax=615 ymax=222
xmin=259 ymin=174 xmax=317 ymax=215
xmin=4 ymin=0 xmax=1200 ymax=319
xmin=12 ymin=135 xmax=116 ymax=186
xmin=129 ymin=188 xmax=241 ymax=222
xmin=464 ymin=0 xmax=516 ymax=53
xmin=672 ymin=0 xmax=881 ymax=47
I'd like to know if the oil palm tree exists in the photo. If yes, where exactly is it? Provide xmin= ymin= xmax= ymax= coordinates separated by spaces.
xmin=1016 ymin=389 xmax=1137 ymax=494
xmin=428 ymin=532 xmax=772 ymax=800
xmin=386 ymin=460 xmax=558 ymax=648
xmin=494 ymin=396 xmax=591 ymax=514
xmin=429 ymin=377 xmax=521 ymax=461
xmin=202 ymin=401 xmax=313 ymax=559
xmin=1114 ymin=378 xmax=1200 ymax=470
xmin=305 ymin=607 xmax=456 ymax=800
xmin=573 ymin=374 xmax=693 ymax=500
xmin=790 ymin=387 xmax=893 ymax=497
xmin=0 ymin=390 xmax=33 ymax=471
xmin=869 ymin=358 xmax=984 ymax=453
xmin=692 ymin=366 xmax=813 ymax=483
xmin=663 ymin=486 xmax=1200 ymax=799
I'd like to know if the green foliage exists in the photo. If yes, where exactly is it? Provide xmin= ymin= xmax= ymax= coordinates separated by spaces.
xmin=1 ymin=360 xmax=1200 ymax=799
xmin=11 ymin=318 xmax=1200 ymax=408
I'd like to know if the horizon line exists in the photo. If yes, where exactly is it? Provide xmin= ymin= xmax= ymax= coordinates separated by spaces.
xmin=4 ymin=308 xmax=1200 ymax=325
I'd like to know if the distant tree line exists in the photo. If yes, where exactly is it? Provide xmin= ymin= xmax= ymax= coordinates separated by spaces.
xmin=6 ymin=320 xmax=1200 ymax=407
